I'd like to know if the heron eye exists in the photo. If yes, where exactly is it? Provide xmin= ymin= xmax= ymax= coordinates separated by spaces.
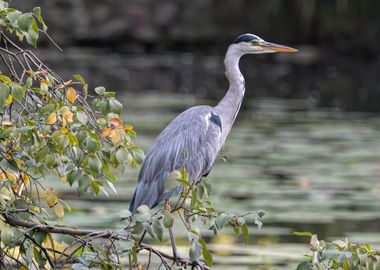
xmin=250 ymin=40 xmax=260 ymax=46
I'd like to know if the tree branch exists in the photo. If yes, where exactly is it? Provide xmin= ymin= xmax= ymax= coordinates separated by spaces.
xmin=2 ymin=212 xmax=211 ymax=269
xmin=3 ymin=212 xmax=126 ymax=240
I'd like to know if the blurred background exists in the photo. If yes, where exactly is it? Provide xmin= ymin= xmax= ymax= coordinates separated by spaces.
xmin=13 ymin=0 xmax=380 ymax=269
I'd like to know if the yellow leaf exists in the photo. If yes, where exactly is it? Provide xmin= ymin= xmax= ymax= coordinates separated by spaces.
xmin=54 ymin=203 xmax=64 ymax=219
xmin=66 ymin=87 xmax=77 ymax=103
xmin=61 ymin=118 xmax=67 ymax=128
xmin=109 ymin=129 xmax=121 ymax=145
xmin=60 ymin=106 xmax=70 ymax=114
xmin=46 ymin=112 xmax=57 ymax=125
xmin=40 ymin=80 xmax=48 ymax=92
xmin=64 ymin=111 xmax=74 ymax=123
xmin=21 ymin=173 xmax=30 ymax=186
xmin=59 ymin=174 xmax=67 ymax=183
xmin=1 ymin=120 xmax=12 ymax=126
xmin=101 ymin=128 xmax=111 ymax=137
xmin=124 ymin=124 xmax=134 ymax=131
xmin=6 ymin=95 xmax=12 ymax=105
xmin=46 ymin=193 xmax=58 ymax=207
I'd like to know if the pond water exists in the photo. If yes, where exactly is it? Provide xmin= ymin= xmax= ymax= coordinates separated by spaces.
xmin=54 ymin=94 xmax=380 ymax=269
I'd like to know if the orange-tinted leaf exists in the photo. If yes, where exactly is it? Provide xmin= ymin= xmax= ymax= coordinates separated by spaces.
xmin=66 ymin=87 xmax=77 ymax=103
xmin=101 ymin=128 xmax=111 ymax=137
xmin=110 ymin=118 xmax=122 ymax=127
xmin=64 ymin=111 xmax=74 ymax=123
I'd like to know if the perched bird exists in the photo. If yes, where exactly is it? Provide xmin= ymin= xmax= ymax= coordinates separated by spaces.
xmin=129 ymin=34 xmax=297 ymax=213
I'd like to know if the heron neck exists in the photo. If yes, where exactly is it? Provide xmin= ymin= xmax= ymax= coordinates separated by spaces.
xmin=215 ymin=46 xmax=245 ymax=141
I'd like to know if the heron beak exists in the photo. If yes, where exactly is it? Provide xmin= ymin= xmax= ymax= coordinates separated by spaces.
xmin=262 ymin=41 xmax=298 ymax=53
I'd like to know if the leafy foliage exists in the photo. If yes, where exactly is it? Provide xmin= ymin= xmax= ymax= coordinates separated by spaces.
xmin=0 ymin=1 xmax=142 ymax=269
xmin=296 ymin=233 xmax=380 ymax=270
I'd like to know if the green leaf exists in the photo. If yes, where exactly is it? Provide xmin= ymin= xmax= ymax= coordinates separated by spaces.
xmin=0 ymin=224 xmax=13 ymax=245
xmin=0 ymin=83 xmax=10 ymax=111
xmin=296 ymin=261 xmax=313 ymax=270
xmin=88 ymin=155 xmax=102 ymax=174
xmin=163 ymin=210 xmax=174 ymax=228
xmin=190 ymin=190 xmax=198 ymax=210
xmin=98 ymin=99 xmax=109 ymax=115
xmin=153 ymin=220 xmax=163 ymax=241
xmin=76 ymin=130 xmax=88 ymax=145
xmin=94 ymin=86 xmax=106 ymax=95
xmin=189 ymin=243 xmax=201 ymax=262
xmin=86 ymin=138 xmax=98 ymax=154
xmin=34 ymin=231 xmax=47 ymax=246
xmin=199 ymin=239 xmax=213 ymax=267
xmin=78 ymin=173 xmax=91 ymax=192
xmin=26 ymin=21 xmax=39 ymax=46
xmin=36 ymin=146 xmax=49 ymax=163
xmin=115 ymin=148 xmax=129 ymax=164
xmin=45 ymin=154 xmax=56 ymax=169
xmin=17 ymin=13 xmax=34 ymax=32
xmin=76 ymin=111 xmax=88 ymax=124
xmin=241 ymin=223 xmax=249 ymax=244
xmin=109 ymin=99 xmax=123 ymax=114
xmin=67 ymin=170 xmax=80 ymax=186
xmin=132 ymin=222 xmax=144 ymax=235
xmin=33 ymin=7 xmax=41 ymax=18
xmin=74 ymin=74 xmax=85 ymax=84
xmin=6 ymin=11 xmax=21 ymax=26
xmin=56 ymin=135 xmax=69 ymax=151
xmin=11 ymin=84 xmax=25 ymax=101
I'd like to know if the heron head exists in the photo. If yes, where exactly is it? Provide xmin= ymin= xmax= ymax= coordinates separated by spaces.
xmin=231 ymin=33 xmax=298 ymax=54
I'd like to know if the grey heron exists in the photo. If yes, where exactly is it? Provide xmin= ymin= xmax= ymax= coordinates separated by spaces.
xmin=128 ymin=33 xmax=297 ymax=263
xmin=129 ymin=34 xmax=297 ymax=213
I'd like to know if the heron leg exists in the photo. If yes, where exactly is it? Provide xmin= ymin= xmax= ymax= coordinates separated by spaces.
xmin=165 ymin=201 xmax=180 ymax=264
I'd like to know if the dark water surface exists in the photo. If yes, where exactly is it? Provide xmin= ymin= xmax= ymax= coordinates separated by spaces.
xmin=53 ymin=94 xmax=380 ymax=269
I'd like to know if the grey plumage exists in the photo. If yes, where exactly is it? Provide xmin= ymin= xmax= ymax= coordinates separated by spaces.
xmin=129 ymin=34 xmax=297 ymax=213
xmin=129 ymin=106 xmax=222 ymax=212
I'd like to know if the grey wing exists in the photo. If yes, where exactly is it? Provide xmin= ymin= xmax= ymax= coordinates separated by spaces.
xmin=129 ymin=106 xmax=222 ymax=212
